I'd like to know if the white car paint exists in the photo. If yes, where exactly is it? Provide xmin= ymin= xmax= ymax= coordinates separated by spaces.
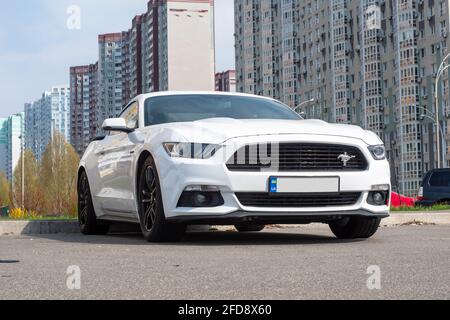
xmin=79 ymin=91 xmax=391 ymax=224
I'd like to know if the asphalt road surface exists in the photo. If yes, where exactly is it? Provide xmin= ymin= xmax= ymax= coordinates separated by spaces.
xmin=1 ymin=225 xmax=449 ymax=300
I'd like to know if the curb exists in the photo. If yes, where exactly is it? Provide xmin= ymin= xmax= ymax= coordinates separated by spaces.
xmin=1 ymin=212 xmax=449 ymax=235
xmin=382 ymin=212 xmax=450 ymax=226
xmin=0 ymin=220 xmax=79 ymax=235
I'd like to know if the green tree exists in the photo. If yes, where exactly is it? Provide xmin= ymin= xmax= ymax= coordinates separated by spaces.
xmin=12 ymin=149 xmax=42 ymax=212
xmin=0 ymin=171 xmax=10 ymax=207
xmin=40 ymin=132 xmax=80 ymax=217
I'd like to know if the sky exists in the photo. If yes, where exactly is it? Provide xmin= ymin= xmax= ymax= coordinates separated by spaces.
xmin=0 ymin=0 xmax=235 ymax=118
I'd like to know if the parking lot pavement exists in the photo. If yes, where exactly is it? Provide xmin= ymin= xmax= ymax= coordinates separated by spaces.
xmin=0 ymin=225 xmax=449 ymax=300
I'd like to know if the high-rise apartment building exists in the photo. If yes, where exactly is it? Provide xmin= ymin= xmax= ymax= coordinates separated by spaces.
xmin=95 ymin=1 xmax=215 ymax=121
xmin=138 ymin=0 xmax=215 ymax=93
xmin=235 ymin=0 xmax=450 ymax=196
xmin=0 ymin=114 xmax=24 ymax=181
xmin=70 ymin=63 xmax=99 ymax=155
xmin=25 ymin=98 xmax=47 ymax=160
xmin=154 ymin=0 xmax=215 ymax=91
xmin=25 ymin=86 xmax=71 ymax=160
xmin=0 ymin=118 xmax=8 ymax=177
xmin=141 ymin=1 xmax=161 ymax=94
xmin=215 ymin=70 xmax=237 ymax=92
xmin=123 ymin=15 xmax=143 ymax=104
xmin=98 ymin=33 xmax=126 ymax=129
xmin=50 ymin=86 xmax=71 ymax=142
xmin=70 ymin=0 xmax=215 ymax=155
xmin=6 ymin=113 xmax=24 ymax=182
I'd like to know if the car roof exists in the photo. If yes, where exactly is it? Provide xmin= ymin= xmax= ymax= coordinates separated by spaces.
xmin=134 ymin=91 xmax=279 ymax=103
xmin=428 ymin=169 xmax=450 ymax=173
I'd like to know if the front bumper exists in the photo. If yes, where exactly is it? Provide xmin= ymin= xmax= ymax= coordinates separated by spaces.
xmin=167 ymin=209 xmax=389 ymax=225
xmin=155 ymin=134 xmax=391 ymax=221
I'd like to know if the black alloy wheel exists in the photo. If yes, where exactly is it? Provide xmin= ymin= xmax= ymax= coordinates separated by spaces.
xmin=141 ymin=165 xmax=157 ymax=232
xmin=78 ymin=171 xmax=109 ymax=235
xmin=138 ymin=156 xmax=186 ymax=242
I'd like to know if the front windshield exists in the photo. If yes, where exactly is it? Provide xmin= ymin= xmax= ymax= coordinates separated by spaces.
xmin=144 ymin=94 xmax=301 ymax=126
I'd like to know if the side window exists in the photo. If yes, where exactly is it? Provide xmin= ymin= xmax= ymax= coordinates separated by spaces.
xmin=429 ymin=172 xmax=450 ymax=187
xmin=121 ymin=102 xmax=139 ymax=129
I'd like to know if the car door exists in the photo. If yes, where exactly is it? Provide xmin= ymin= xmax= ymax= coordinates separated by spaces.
xmin=96 ymin=101 xmax=140 ymax=217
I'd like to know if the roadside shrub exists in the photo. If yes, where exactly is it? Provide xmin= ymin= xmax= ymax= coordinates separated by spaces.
xmin=9 ymin=208 xmax=40 ymax=220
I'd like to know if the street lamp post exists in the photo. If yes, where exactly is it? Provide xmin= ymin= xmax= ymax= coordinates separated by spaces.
xmin=435 ymin=55 xmax=450 ymax=168
xmin=416 ymin=105 xmax=435 ymax=118
xmin=417 ymin=106 xmax=441 ymax=164
xmin=293 ymin=98 xmax=316 ymax=116
xmin=18 ymin=135 xmax=24 ymax=210
xmin=419 ymin=114 xmax=446 ymax=168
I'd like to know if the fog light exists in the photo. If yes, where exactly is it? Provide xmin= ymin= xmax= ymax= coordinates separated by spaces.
xmin=177 ymin=191 xmax=225 ymax=208
xmin=373 ymin=192 xmax=384 ymax=204
xmin=368 ymin=191 xmax=388 ymax=206
xmin=195 ymin=193 xmax=208 ymax=206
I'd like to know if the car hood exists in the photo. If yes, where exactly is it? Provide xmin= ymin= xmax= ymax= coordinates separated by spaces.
xmin=148 ymin=118 xmax=382 ymax=145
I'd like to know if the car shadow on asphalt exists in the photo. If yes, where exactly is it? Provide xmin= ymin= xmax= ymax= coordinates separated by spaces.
xmin=173 ymin=231 xmax=363 ymax=246
xmin=31 ymin=227 xmax=363 ymax=246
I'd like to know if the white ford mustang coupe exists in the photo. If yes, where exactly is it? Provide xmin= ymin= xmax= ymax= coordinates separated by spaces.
xmin=78 ymin=91 xmax=391 ymax=242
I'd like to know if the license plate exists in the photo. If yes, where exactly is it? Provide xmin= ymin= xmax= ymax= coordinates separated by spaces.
xmin=269 ymin=177 xmax=340 ymax=193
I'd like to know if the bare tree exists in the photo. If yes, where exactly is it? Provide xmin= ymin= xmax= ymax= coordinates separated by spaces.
xmin=40 ymin=132 xmax=80 ymax=217
xmin=12 ymin=150 xmax=42 ymax=212
xmin=0 ymin=171 xmax=10 ymax=207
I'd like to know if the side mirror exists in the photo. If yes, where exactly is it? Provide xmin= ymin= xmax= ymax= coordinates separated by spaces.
xmin=102 ymin=118 xmax=134 ymax=133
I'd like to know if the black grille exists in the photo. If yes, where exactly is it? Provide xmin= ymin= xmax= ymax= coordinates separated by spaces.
xmin=226 ymin=143 xmax=368 ymax=171
xmin=236 ymin=192 xmax=362 ymax=208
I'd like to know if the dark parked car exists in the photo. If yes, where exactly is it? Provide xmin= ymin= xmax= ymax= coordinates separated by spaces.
xmin=416 ymin=169 xmax=450 ymax=206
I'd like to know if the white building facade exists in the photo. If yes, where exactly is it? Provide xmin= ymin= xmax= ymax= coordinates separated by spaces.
xmin=0 ymin=113 xmax=24 ymax=181
xmin=25 ymin=86 xmax=71 ymax=160
xmin=0 ymin=118 xmax=9 ymax=177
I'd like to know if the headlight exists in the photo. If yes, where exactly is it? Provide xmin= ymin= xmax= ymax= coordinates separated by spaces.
xmin=163 ymin=143 xmax=220 ymax=159
xmin=368 ymin=145 xmax=386 ymax=160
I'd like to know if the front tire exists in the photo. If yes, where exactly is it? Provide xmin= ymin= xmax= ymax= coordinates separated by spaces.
xmin=78 ymin=171 xmax=109 ymax=235
xmin=138 ymin=156 xmax=186 ymax=242
xmin=329 ymin=216 xmax=381 ymax=239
